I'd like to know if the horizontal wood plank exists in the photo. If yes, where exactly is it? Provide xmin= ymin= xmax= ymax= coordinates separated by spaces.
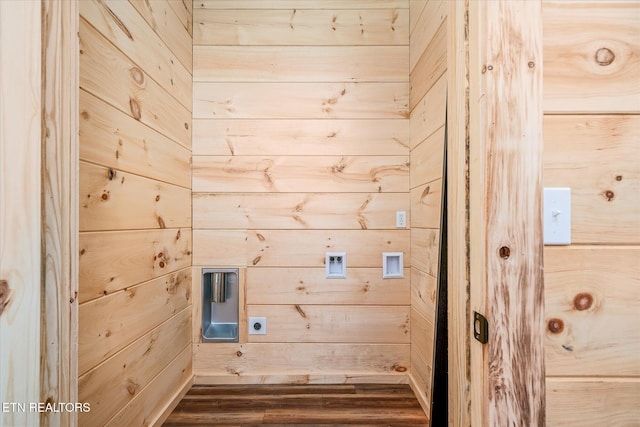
xmin=545 ymin=246 xmax=640 ymax=376
xmin=105 ymin=345 xmax=192 ymax=427
xmin=79 ymin=90 xmax=191 ymax=188
xmin=410 ymin=179 xmax=443 ymax=229
xmin=192 ymin=230 xmax=247 ymax=267
xmin=544 ymin=115 xmax=640 ymax=244
xmin=194 ymin=46 xmax=408 ymax=82
xmin=79 ymin=228 xmax=192 ymax=302
xmin=411 ymin=125 xmax=445 ymax=187
xmin=192 ymin=156 xmax=409 ymax=193
xmin=245 ymin=267 xmax=409 ymax=305
xmin=546 ymin=379 xmax=640 ymax=426
xmin=410 ymin=73 xmax=446 ymax=147
xmin=543 ymin=1 xmax=640 ymax=113
xmin=78 ymin=268 xmax=191 ymax=374
xmin=410 ymin=228 xmax=439 ymax=277
xmin=409 ymin=0 xmax=447 ymax=72
xmin=246 ymin=305 xmax=410 ymax=343
xmin=195 ymin=1 xmax=409 ymax=9
xmin=79 ymin=18 xmax=191 ymax=148
xmin=194 ymin=8 xmax=408 ymax=45
xmin=193 ymin=193 xmax=409 ymax=230
xmin=409 ymin=20 xmax=446 ymax=110
xmin=410 ymin=267 xmax=437 ymax=322
xmin=80 ymin=0 xmax=191 ymax=109
xmin=194 ymin=374 xmax=408 ymax=386
xmin=129 ymin=0 xmax=193 ymax=73
xmin=192 ymin=119 xmax=409 ymax=156
xmin=79 ymin=161 xmax=191 ymax=231
xmin=193 ymin=82 xmax=409 ymax=119
xmin=193 ymin=343 xmax=410 ymax=376
xmin=78 ymin=308 xmax=191 ymax=426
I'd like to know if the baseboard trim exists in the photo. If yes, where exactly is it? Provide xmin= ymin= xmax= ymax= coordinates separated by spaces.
xmin=152 ymin=375 xmax=194 ymax=427
xmin=194 ymin=373 xmax=409 ymax=385
xmin=409 ymin=373 xmax=431 ymax=419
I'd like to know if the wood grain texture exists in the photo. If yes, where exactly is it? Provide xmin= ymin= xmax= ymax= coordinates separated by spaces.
xmin=194 ymin=8 xmax=408 ymax=45
xmin=409 ymin=20 xmax=447 ymax=111
xmin=545 ymin=246 xmax=640 ymax=376
xmin=104 ymin=345 xmax=192 ymax=427
xmin=543 ymin=115 xmax=640 ymax=244
xmin=80 ymin=0 xmax=191 ymax=109
xmin=193 ymin=193 xmax=409 ymax=230
xmin=79 ymin=308 xmax=191 ymax=426
xmin=80 ymin=162 xmax=191 ymax=231
xmin=410 ymin=228 xmax=439 ymax=277
xmin=167 ymin=0 xmax=192 ymax=37
xmin=410 ymin=126 xmax=445 ymax=188
xmin=41 ymin=1 xmax=79 ymax=425
xmin=79 ymin=268 xmax=191 ymax=375
xmin=245 ymin=267 xmax=409 ymax=305
xmin=80 ymin=89 xmax=191 ymax=188
xmin=543 ymin=1 xmax=640 ymax=113
xmin=192 ymin=119 xmax=409 ymax=156
xmin=409 ymin=0 xmax=427 ymax=36
xmin=192 ymin=230 xmax=247 ymax=267
xmin=129 ymin=0 xmax=193 ymax=73
xmin=546 ymin=379 xmax=640 ymax=426
xmin=193 ymin=156 xmax=409 ymax=193
xmin=194 ymin=46 xmax=408 ymax=83
xmin=410 ymin=0 xmax=447 ymax=72
xmin=410 ymin=179 xmax=443 ymax=229
xmin=195 ymin=1 xmax=409 ymax=9
xmin=0 ymin=2 xmax=42 ymax=425
xmin=410 ymin=307 xmax=435 ymax=414
xmin=194 ymin=343 xmax=409 ymax=378
xmin=246 ymin=305 xmax=409 ymax=343
xmin=410 ymin=267 xmax=437 ymax=322
xmin=79 ymin=18 xmax=191 ymax=148
xmin=164 ymin=384 xmax=427 ymax=426
xmin=410 ymin=73 xmax=447 ymax=148
xmin=79 ymin=228 xmax=192 ymax=303
xmin=475 ymin=1 xmax=545 ymax=424
xmin=193 ymin=82 xmax=409 ymax=119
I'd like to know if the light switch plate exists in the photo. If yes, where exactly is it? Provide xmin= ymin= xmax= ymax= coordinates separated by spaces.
xmin=544 ymin=188 xmax=571 ymax=245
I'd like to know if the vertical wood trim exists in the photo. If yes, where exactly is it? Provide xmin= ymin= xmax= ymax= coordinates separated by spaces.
xmin=0 ymin=1 xmax=42 ymax=426
xmin=42 ymin=1 xmax=79 ymax=425
xmin=470 ymin=1 xmax=545 ymax=425
xmin=447 ymin=1 xmax=471 ymax=425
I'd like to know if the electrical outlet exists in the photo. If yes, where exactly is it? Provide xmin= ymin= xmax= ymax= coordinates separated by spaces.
xmin=396 ymin=211 xmax=407 ymax=228
xmin=248 ymin=317 xmax=266 ymax=335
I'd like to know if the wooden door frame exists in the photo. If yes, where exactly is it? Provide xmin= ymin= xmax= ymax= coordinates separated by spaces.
xmin=447 ymin=1 xmax=545 ymax=425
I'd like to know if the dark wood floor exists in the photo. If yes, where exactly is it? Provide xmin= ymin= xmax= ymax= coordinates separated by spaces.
xmin=163 ymin=384 xmax=429 ymax=426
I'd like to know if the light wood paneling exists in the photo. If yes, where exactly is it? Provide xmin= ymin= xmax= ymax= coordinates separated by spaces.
xmin=167 ymin=0 xmax=193 ymax=37
xmin=104 ymin=345 xmax=192 ymax=427
xmin=79 ymin=308 xmax=191 ymax=426
xmin=410 ymin=307 xmax=434 ymax=413
xmin=79 ymin=228 xmax=191 ymax=303
xmin=411 ymin=126 xmax=445 ymax=187
xmin=193 ymin=156 xmax=409 ymax=193
xmin=410 ymin=268 xmax=436 ymax=321
xmin=80 ymin=89 xmax=191 ymax=189
xmin=193 ymin=119 xmax=409 ymax=156
xmin=193 ymin=82 xmax=409 ymax=119
xmin=194 ymin=8 xmax=409 ymax=45
xmin=246 ymin=268 xmax=409 ymax=305
xmin=0 ymin=2 xmax=42 ymax=425
xmin=246 ymin=305 xmax=409 ymax=343
xmin=80 ymin=0 xmax=191 ymax=109
xmin=193 ymin=193 xmax=409 ymax=230
xmin=409 ymin=21 xmax=447 ymax=111
xmin=547 ymin=379 xmax=640 ymax=426
xmin=410 ymin=228 xmax=439 ymax=277
xmin=195 ymin=1 xmax=409 ymax=9
xmin=79 ymin=162 xmax=191 ymax=231
xmin=410 ymin=0 xmax=447 ymax=72
xmin=544 ymin=115 xmax=640 ymax=244
xmin=409 ymin=1 xmax=427 ymax=35
xmin=195 ymin=46 xmax=408 ymax=83
xmin=79 ymin=18 xmax=191 ymax=148
xmin=543 ymin=1 xmax=640 ymax=114
xmin=410 ymin=73 xmax=447 ymax=149
xmin=545 ymin=246 xmax=640 ymax=376
xmin=192 ymin=230 xmax=247 ymax=267
xmin=410 ymin=180 xmax=443 ymax=230
xmin=79 ymin=268 xmax=191 ymax=375
xmin=129 ymin=0 xmax=193 ymax=73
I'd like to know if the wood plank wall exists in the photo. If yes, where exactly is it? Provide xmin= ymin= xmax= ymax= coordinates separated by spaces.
xmin=408 ymin=0 xmax=448 ymax=415
xmin=192 ymin=0 xmax=411 ymax=384
xmin=542 ymin=2 xmax=640 ymax=424
xmin=77 ymin=1 xmax=193 ymax=425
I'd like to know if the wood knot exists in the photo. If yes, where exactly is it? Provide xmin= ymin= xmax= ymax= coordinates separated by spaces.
xmin=159 ymin=261 xmax=165 ymax=268
xmin=595 ymin=47 xmax=615 ymax=66
xmin=107 ymin=168 xmax=116 ymax=180
xmin=392 ymin=363 xmax=407 ymax=373
xmin=129 ymin=67 xmax=144 ymax=85
xmin=0 ymin=280 xmax=12 ymax=316
xmin=528 ymin=61 xmax=535 ymax=68
xmin=547 ymin=318 xmax=564 ymax=334
xmin=129 ymin=97 xmax=142 ymax=120
xmin=573 ymin=293 xmax=593 ymax=311
xmin=616 ymin=175 xmax=623 ymax=181
xmin=101 ymin=192 xmax=109 ymax=201
xmin=184 ymin=122 xmax=189 ymax=130
xmin=604 ymin=190 xmax=615 ymax=201
xmin=236 ymin=351 xmax=243 ymax=357
xmin=498 ymin=246 xmax=511 ymax=259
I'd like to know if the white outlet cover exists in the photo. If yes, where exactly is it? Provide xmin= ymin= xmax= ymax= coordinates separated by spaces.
xmin=544 ymin=188 xmax=571 ymax=245
xmin=248 ymin=317 xmax=266 ymax=335
xmin=325 ymin=252 xmax=346 ymax=278
xmin=383 ymin=252 xmax=404 ymax=278
xmin=396 ymin=211 xmax=407 ymax=228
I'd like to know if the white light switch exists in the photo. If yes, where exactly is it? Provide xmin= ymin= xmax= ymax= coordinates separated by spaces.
xmin=544 ymin=188 xmax=571 ymax=245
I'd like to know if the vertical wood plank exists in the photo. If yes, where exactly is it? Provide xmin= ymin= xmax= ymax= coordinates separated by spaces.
xmin=470 ymin=1 xmax=545 ymax=424
xmin=0 ymin=2 xmax=42 ymax=426
xmin=41 ymin=0 xmax=79 ymax=425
